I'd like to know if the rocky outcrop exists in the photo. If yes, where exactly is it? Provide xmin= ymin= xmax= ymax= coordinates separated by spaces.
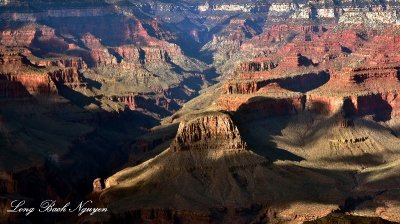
xmin=215 ymin=23 xmax=400 ymax=124
xmin=33 ymin=57 xmax=87 ymax=70
xmin=93 ymin=178 xmax=103 ymax=193
xmin=0 ymin=24 xmax=36 ymax=46
xmin=268 ymin=2 xmax=298 ymax=16
xmin=216 ymin=95 xmax=251 ymax=111
xmin=48 ymin=68 xmax=83 ymax=87
xmin=0 ymin=47 xmax=27 ymax=68
xmin=81 ymin=31 xmax=197 ymax=69
xmin=108 ymin=93 xmax=179 ymax=115
xmin=0 ymin=73 xmax=57 ymax=98
xmin=236 ymin=58 xmax=277 ymax=73
xmin=141 ymin=45 xmax=180 ymax=63
xmin=343 ymin=66 xmax=398 ymax=84
xmin=339 ymin=10 xmax=400 ymax=25
xmin=170 ymin=112 xmax=247 ymax=152
xmin=198 ymin=2 xmax=268 ymax=12
xmin=225 ymin=80 xmax=263 ymax=94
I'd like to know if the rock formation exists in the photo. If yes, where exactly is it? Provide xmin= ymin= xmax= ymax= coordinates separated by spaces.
xmin=170 ymin=112 xmax=248 ymax=151
xmin=93 ymin=178 xmax=103 ymax=193
xmin=0 ymin=73 xmax=57 ymax=98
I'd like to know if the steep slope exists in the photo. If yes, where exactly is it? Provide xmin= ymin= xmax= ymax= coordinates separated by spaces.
xmin=99 ymin=112 xmax=345 ymax=223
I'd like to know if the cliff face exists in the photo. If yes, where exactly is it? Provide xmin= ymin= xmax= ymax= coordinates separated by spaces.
xmin=100 ymin=112 xmax=278 ymax=223
xmin=170 ymin=113 xmax=247 ymax=151
xmin=0 ymin=73 xmax=57 ymax=98
xmin=0 ymin=24 xmax=36 ymax=46
xmin=0 ymin=2 xmax=211 ymax=117
xmin=213 ymin=23 xmax=400 ymax=124
xmin=48 ymin=68 xmax=83 ymax=87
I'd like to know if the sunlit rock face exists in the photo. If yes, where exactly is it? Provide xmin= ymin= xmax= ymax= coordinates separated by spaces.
xmin=197 ymin=0 xmax=269 ymax=12
xmin=269 ymin=2 xmax=299 ymax=15
xmin=339 ymin=10 xmax=400 ymax=25
xmin=170 ymin=112 xmax=248 ymax=151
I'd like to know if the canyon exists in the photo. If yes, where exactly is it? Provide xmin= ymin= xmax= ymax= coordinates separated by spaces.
xmin=2 ymin=0 xmax=400 ymax=223
xmin=98 ymin=12 xmax=400 ymax=224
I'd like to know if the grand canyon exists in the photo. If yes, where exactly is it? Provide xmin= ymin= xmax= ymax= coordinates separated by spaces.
xmin=1 ymin=0 xmax=400 ymax=223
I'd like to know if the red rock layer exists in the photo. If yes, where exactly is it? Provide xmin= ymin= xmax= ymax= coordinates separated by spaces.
xmin=34 ymin=57 xmax=87 ymax=70
xmin=0 ymin=25 xmax=36 ymax=46
xmin=217 ymin=94 xmax=304 ymax=115
xmin=108 ymin=94 xmax=177 ymax=113
xmin=220 ymin=26 xmax=400 ymax=121
xmin=48 ymin=68 xmax=83 ymax=87
xmin=0 ymin=47 xmax=30 ymax=68
xmin=0 ymin=73 xmax=57 ymax=98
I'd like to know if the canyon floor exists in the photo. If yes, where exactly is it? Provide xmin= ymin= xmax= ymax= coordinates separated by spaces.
xmin=2 ymin=0 xmax=400 ymax=223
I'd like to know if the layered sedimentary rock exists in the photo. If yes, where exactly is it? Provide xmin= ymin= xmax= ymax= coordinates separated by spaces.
xmin=48 ymin=68 xmax=83 ymax=87
xmin=214 ymin=24 xmax=400 ymax=125
xmin=34 ymin=57 xmax=87 ymax=70
xmin=0 ymin=1 xmax=211 ymax=116
xmin=170 ymin=112 xmax=248 ymax=151
xmin=198 ymin=1 xmax=268 ymax=12
xmin=0 ymin=24 xmax=36 ymax=46
xmin=108 ymin=93 xmax=179 ymax=115
xmin=0 ymin=73 xmax=57 ymax=98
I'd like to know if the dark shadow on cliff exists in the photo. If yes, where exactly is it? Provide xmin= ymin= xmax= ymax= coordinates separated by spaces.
xmin=20 ymin=55 xmax=46 ymax=69
xmin=319 ymin=153 xmax=387 ymax=167
xmin=230 ymin=72 xmax=330 ymax=95
xmin=132 ymin=96 xmax=175 ymax=118
xmin=357 ymin=94 xmax=392 ymax=122
xmin=29 ymin=30 xmax=70 ymax=57
xmin=0 ymin=75 xmax=32 ymax=98
xmin=232 ymin=96 xmax=307 ymax=162
xmin=305 ymin=212 xmax=396 ymax=224
xmin=278 ymin=71 xmax=330 ymax=93
xmin=205 ymin=67 xmax=222 ymax=83
xmin=230 ymin=97 xmax=390 ymax=163
xmin=342 ymin=95 xmax=392 ymax=122
xmin=178 ymin=67 xmax=220 ymax=94
xmin=83 ymin=76 xmax=102 ymax=89
xmin=164 ymin=17 xmax=213 ymax=63
xmin=0 ymin=81 xmax=160 ymax=223
xmin=39 ymin=15 xmax=130 ymax=47
xmin=56 ymin=85 xmax=100 ymax=108
xmin=97 ymin=145 xmax=400 ymax=223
